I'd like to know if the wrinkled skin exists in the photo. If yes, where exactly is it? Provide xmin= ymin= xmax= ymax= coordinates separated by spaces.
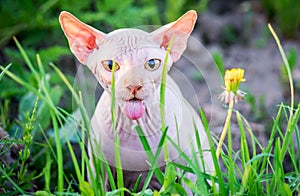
xmin=59 ymin=10 xmax=214 ymax=193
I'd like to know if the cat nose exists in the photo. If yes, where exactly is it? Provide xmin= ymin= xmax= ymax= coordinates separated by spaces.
xmin=127 ymin=85 xmax=142 ymax=95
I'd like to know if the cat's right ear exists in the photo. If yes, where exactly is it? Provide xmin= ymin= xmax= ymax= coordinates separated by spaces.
xmin=59 ymin=11 xmax=106 ymax=64
xmin=151 ymin=10 xmax=197 ymax=62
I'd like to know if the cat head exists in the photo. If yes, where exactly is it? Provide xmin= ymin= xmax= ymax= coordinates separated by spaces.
xmin=59 ymin=11 xmax=197 ymax=120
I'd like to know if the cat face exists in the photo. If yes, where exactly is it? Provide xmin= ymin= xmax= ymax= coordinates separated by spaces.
xmin=59 ymin=10 xmax=197 ymax=120
xmin=87 ymin=29 xmax=172 ymax=119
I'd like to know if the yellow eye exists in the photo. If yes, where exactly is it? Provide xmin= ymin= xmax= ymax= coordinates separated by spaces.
xmin=145 ymin=59 xmax=161 ymax=71
xmin=102 ymin=60 xmax=120 ymax=72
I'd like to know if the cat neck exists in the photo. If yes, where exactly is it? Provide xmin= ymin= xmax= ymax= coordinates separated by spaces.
xmin=95 ymin=90 xmax=162 ymax=137
xmin=116 ymin=91 xmax=162 ymax=136
xmin=93 ymin=76 xmax=183 ymax=139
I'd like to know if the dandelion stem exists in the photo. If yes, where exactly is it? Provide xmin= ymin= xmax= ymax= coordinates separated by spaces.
xmin=216 ymin=99 xmax=234 ymax=159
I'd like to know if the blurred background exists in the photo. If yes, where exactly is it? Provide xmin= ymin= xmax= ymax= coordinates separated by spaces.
xmin=0 ymin=0 xmax=299 ymax=192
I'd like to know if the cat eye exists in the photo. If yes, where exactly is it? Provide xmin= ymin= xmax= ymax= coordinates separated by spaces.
xmin=102 ymin=60 xmax=120 ymax=72
xmin=145 ymin=59 xmax=161 ymax=71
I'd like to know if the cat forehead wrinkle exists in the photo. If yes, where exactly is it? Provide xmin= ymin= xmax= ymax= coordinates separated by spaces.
xmin=108 ymin=28 xmax=149 ymax=37
xmin=114 ymin=50 xmax=147 ymax=71
xmin=106 ymin=28 xmax=156 ymax=48
xmin=95 ymin=29 xmax=160 ymax=63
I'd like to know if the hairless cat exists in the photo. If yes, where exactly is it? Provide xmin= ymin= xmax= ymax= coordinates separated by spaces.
xmin=59 ymin=10 xmax=214 ymax=193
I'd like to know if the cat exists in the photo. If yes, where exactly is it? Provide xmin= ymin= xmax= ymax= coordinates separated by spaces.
xmin=59 ymin=10 xmax=214 ymax=193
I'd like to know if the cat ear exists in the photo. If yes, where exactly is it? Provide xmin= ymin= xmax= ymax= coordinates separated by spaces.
xmin=151 ymin=10 xmax=197 ymax=62
xmin=59 ymin=11 xmax=106 ymax=64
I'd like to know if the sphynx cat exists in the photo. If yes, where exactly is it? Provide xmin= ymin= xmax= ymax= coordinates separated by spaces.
xmin=59 ymin=10 xmax=214 ymax=193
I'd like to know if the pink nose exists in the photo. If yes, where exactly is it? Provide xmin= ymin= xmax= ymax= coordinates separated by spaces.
xmin=127 ymin=85 xmax=142 ymax=95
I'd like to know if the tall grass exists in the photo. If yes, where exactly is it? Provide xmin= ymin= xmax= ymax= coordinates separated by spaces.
xmin=111 ymin=60 xmax=124 ymax=196
xmin=0 ymin=26 xmax=299 ymax=195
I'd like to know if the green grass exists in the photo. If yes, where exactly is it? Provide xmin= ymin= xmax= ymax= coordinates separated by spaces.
xmin=0 ymin=28 xmax=299 ymax=196
xmin=111 ymin=60 xmax=124 ymax=196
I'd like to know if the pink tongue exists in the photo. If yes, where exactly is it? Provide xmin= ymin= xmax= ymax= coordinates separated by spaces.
xmin=124 ymin=100 xmax=145 ymax=120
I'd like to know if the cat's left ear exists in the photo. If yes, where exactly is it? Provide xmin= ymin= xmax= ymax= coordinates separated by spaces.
xmin=151 ymin=10 xmax=197 ymax=62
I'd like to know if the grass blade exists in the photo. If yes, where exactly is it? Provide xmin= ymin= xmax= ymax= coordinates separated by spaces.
xmin=132 ymin=174 xmax=142 ymax=193
xmin=236 ymin=111 xmax=249 ymax=170
xmin=13 ymin=37 xmax=39 ymax=80
xmin=268 ymin=25 xmax=300 ymax=167
xmin=227 ymin=124 xmax=236 ymax=195
xmin=134 ymin=125 xmax=164 ymax=184
xmin=259 ymin=104 xmax=283 ymax=177
xmin=0 ymin=63 xmax=11 ymax=80
xmin=78 ymin=92 xmax=86 ymax=181
xmin=135 ymin=125 xmax=154 ymax=160
xmin=160 ymin=36 xmax=174 ymax=130
xmin=268 ymin=24 xmax=294 ymax=118
xmin=160 ymin=36 xmax=174 ymax=164
xmin=50 ymin=63 xmax=91 ymax=131
xmin=50 ymin=109 xmax=64 ymax=193
xmin=111 ymin=60 xmax=124 ymax=195
xmin=280 ymin=104 xmax=300 ymax=161
xmin=0 ymin=167 xmax=25 ymax=194
xmin=193 ymin=120 xmax=206 ymax=173
xmin=43 ymin=151 xmax=52 ymax=192
xmin=140 ymin=126 xmax=169 ymax=192
xmin=199 ymin=107 xmax=226 ymax=194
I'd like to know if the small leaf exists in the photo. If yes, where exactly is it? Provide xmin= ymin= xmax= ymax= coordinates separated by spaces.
xmin=58 ymin=108 xmax=82 ymax=143
xmin=282 ymin=183 xmax=292 ymax=196
xmin=19 ymin=92 xmax=39 ymax=123
xmin=35 ymin=190 xmax=55 ymax=196
xmin=80 ymin=181 xmax=94 ymax=196
xmin=153 ymin=190 xmax=160 ymax=196
xmin=173 ymin=183 xmax=188 ymax=195
xmin=212 ymin=52 xmax=225 ymax=79
xmin=183 ymin=177 xmax=197 ymax=193
xmin=163 ymin=164 xmax=177 ymax=191
xmin=142 ymin=189 xmax=154 ymax=196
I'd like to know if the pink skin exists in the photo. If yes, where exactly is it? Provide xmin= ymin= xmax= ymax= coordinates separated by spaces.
xmin=59 ymin=10 xmax=215 ymax=194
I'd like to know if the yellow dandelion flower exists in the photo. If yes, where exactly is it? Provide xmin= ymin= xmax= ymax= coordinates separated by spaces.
xmin=219 ymin=68 xmax=246 ymax=103
xmin=215 ymin=68 xmax=247 ymax=162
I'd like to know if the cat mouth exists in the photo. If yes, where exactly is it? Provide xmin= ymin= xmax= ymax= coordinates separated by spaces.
xmin=124 ymin=98 xmax=145 ymax=120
